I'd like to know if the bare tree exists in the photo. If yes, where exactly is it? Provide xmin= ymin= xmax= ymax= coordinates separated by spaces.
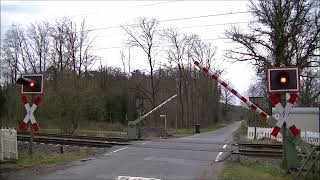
xmin=26 ymin=22 xmax=51 ymax=73
xmin=220 ymin=80 xmax=235 ymax=117
xmin=190 ymin=37 xmax=221 ymax=125
xmin=226 ymin=0 xmax=320 ymax=74
xmin=122 ymin=17 xmax=160 ymax=125
xmin=120 ymin=50 xmax=126 ymax=75
xmin=77 ymin=20 xmax=91 ymax=76
xmin=50 ymin=19 xmax=67 ymax=73
xmin=64 ymin=18 xmax=78 ymax=73
xmin=163 ymin=28 xmax=193 ymax=128
xmin=2 ymin=25 xmax=28 ymax=83
xmin=299 ymin=67 xmax=320 ymax=106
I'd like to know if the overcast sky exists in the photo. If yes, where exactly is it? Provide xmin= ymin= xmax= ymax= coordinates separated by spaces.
xmin=1 ymin=0 xmax=258 ymax=101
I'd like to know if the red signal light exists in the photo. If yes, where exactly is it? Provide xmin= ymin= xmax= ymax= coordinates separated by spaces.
xmin=267 ymin=67 xmax=300 ymax=93
xmin=29 ymin=81 xmax=36 ymax=88
xmin=16 ymin=74 xmax=44 ymax=94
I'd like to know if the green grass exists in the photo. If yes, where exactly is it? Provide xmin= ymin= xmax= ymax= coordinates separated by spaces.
xmin=169 ymin=121 xmax=237 ymax=135
xmin=169 ymin=128 xmax=195 ymax=135
xmin=40 ymin=128 xmax=127 ymax=138
xmin=220 ymin=161 xmax=293 ymax=180
xmin=0 ymin=149 xmax=88 ymax=170
xmin=239 ymin=121 xmax=248 ymax=135
xmin=202 ymin=122 xmax=230 ymax=132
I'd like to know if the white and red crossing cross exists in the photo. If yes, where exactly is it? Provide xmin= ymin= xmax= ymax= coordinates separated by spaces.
xmin=270 ymin=93 xmax=299 ymax=137
xmin=19 ymin=96 xmax=41 ymax=133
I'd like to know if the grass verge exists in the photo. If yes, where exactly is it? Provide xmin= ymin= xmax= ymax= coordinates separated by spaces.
xmin=169 ymin=120 xmax=238 ymax=135
xmin=219 ymin=161 xmax=293 ymax=180
xmin=239 ymin=121 xmax=248 ymax=135
xmin=0 ymin=149 xmax=88 ymax=170
xmin=40 ymin=128 xmax=127 ymax=138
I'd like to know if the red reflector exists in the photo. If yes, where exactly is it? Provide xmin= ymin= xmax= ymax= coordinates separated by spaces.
xmin=271 ymin=126 xmax=281 ymax=137
xmin=19 ymin=121 xmax=27 ymax=130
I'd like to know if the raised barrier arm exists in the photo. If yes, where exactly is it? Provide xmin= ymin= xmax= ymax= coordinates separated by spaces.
xmin=193 ymin=60 xmax=277 ymax=126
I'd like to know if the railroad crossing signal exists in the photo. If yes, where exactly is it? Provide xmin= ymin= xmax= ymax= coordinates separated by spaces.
xmin=19 ymin=95 xmax=41 ymax=133
xmin=16 ymin=74 xmax=44 ymax=94
xmin=194 ymin=61 xmax=319 ymax=173
xmin=269 ymin=93 xmax=299 ymax=137
xmin=267 ymin=67 xmax=300 ymax=93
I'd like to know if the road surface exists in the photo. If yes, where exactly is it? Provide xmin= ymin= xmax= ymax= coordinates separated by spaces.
xmin=13 ymin=121 xmax=242 ymax=180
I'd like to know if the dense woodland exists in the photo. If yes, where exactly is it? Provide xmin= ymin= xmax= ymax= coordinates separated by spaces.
xmin=0 ymin=0 xmax=319 ymax=133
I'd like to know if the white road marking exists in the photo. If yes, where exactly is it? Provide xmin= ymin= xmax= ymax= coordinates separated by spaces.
xmin=215 ymin=144 xmax=228 ymax=162
xmin=104 ymin=147 xmax=128 ymax=156
xmin=116 ymin=176 xmax=161 ymax=180
xmin=215 ymin=152 xmax=223 ymax=162
xmin=141 ymin=141 xmax=150 ymax=145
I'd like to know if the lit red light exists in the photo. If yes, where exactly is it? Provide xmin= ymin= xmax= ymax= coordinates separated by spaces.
xmin=29 ymin=81 xmax=36 ymax=88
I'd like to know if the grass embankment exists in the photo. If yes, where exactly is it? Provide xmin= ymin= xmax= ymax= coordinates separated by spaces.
xmin=37 ymin=121 xmax=127 ymax=138
xmin=1 ymin=148 xmax=88 ymax=170
xmin=239 ymin=121 xmax=248 ymax=135
xmin=220 ymin=161 xmax=293 ymax=180
xmin=41 ymin=128 xmax=127 ymax=138
xmin=5 ymin=120 xmax=127 ymax=138
xmin=169 ymin=120 xmax=238 ymax=135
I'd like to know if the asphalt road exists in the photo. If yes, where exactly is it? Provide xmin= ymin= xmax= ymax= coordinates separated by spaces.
xmin=35 ymin=121 xmax=241 ymax=180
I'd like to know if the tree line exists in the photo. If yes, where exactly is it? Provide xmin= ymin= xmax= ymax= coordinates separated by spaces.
xmin=0 ymin=16 xmax=236 ymax=133
xmin=1 ymin=0 xmax=319 ymax=133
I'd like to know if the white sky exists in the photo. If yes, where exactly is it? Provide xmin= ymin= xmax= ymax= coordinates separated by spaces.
xmin=1 ymin=0 xmax=258 ymax=100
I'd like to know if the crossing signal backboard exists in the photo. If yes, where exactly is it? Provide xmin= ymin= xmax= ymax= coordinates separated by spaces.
xmin=267 ymin=67 xmax=299 ymax=93
xmin=16 ymin=74 xmax=44 ymax=94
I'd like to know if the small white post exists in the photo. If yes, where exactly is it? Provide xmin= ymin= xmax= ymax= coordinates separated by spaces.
xmin=160 ymin=115 xmax=167 ymax=132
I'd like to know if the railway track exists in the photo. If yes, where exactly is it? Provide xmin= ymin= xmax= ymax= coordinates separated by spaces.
xmin=232 ymin=143 xmax=283 ymax=157
xmin=233 ymin=149 xmax=283 ymax=157
xmin=17 ymin=132 xmax=131 ymax=148
xmin=233 ymin=143 xmax=319 ymax=156
xmin=235 ymin=143 xmax=283 ymax=149
xmin=17 ymin=132 xmax=131 ymax=142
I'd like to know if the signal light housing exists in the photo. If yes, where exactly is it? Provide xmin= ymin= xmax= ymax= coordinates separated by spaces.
xmin=16 ymin=74 xmax=44 ymax=94
xmin=267 ymin=67 xmax=300 ymax=93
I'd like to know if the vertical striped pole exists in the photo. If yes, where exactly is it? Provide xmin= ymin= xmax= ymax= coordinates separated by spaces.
xmin=194 ymin=60 xmax=270 ymax=121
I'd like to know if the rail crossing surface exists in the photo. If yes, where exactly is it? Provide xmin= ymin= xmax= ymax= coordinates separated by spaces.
xmin=13 ymin=121 xmax=241 ymax=180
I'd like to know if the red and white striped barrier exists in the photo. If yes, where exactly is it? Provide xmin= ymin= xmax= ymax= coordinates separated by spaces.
xmin=193 ymin=60 xmax=269 ymax=119
xmin=270 ymin=93 xmax=299 ymax=137
xmin=193 ymin=60 xmax=302 ymax=137
xmin=19 ymin=96 xmax=41 ymax=133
